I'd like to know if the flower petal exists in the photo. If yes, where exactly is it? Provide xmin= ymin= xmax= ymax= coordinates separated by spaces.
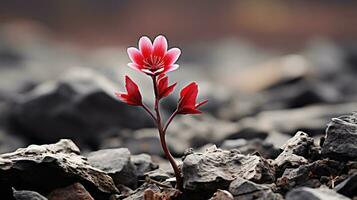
xmin=128 ymin=63 xmax=143 ymax=72
xmin=141 ymin=69 xmax=155 ymax=75
xmin=127 ymin=47 xmax=144 ymax=66
xmin=163 ymin=48 xmax=181 ymax=66
xmin=196 ymin=100 xmax=208 ymax=108
xmin=163 ymin=64 xmax=179 ymax=74
xmin=124 ymin=76 xmax=142 ymax=105
xmin=160 ymin=82 xmax=177 ymax=99
xmin=139 ymin=36 xmax=152 ymax=58
xmin=153 ymin=35 xmax=167 ymax=58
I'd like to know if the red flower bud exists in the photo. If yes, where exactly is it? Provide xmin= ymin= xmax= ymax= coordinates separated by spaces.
xmin=115 ymin=76 xmax=143 ymax=106
xmin=157 ymin=74 xmax=177 ymax=100
xmin=177 ymin=82 xmax=207 ymax=114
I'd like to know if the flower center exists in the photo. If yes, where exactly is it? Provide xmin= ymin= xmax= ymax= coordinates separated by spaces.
xmin=144 ymin=56 xmax=165 ymax=70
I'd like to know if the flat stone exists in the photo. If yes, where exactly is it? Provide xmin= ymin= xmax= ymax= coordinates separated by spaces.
xmin=229 ymin=177 xmax=283 ymax=200
xmin=0 ymin=139 xmax=118 ymax=199
xmin=286 ymin=187 xmax=351 ymax=200
xmin=47 ymin=183 xmax=94 ymax=200
xmin=322 ymin=112 xmax=357 ymax=160
xmin=182 ymin=146 xmax=275 ymax=193
xmin=87 ymin=148 xmax=137 ymax=189
xmin=13 ymin=190 xmax=48 ymax=200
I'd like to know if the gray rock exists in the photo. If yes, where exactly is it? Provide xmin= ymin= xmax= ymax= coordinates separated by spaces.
xmin=182 ymin=146 xmax=275 ymax=192
xmin=220 ymin=138 xmax=280 ymax=159
xmin=87 ymin=148 xmax=137 ymax=189
xmin=273 ymin=132 xmax=316 ymax=171
xmin=10 ymin=68 xmax=152 ymax=147
xmin=335 ymin=173 xmax=357 ymax=198
xmin=13 ymin=190 xmax=48 ymax=200
xmin=322 ymin=112 xmax=357 ymax=160
xmin=131 ymin=154 xmax=158 ymax=177
xmin=286 ymin=187 xmax=351 ymax=200
xmin=145 ymin=168 xmax=171 ymax=182
xmin=229 ymin=177 xmax=283 ymax=200
xmin=209 ymin=189 xmax=234 ymax=200
xmin=0 ymin=139 xmax=118 ymax=199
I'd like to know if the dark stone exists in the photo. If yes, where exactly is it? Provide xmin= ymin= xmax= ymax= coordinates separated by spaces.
xmin=13 ymin=190 xmax=47 ymax=200
xmin=335 ymin=173 xmax=357 ymax=198
xmin=322 ymin=112 xmax=357 ymax=160
xmin=0 ymin=139 xmax=118 ymax=200
xmin=182 ymin=146 xmax=275 ymax=195
xmin=286 ymin=187 xmax=350 ymax=200
xmin=229 ymin=177 xmax=283 ymax=200
xmin=87 ymin=148 xmax=138 ymax=189
xmin=47 ymin=182 xmax=94 ymax=200
xmin=10 ymin=68 xmax=152 ymax=147
xmin=277 ymin=160 xmax=344 ymax=192
xmin=131 ymin=154 xmax=158 ymax=178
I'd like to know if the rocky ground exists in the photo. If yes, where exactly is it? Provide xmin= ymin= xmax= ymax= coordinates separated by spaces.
xmin=1 ymin=27 xmax=357 ymax=199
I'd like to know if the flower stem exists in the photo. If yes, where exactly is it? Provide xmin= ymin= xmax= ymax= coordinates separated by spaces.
xmin=152 ymin=76 xmax=183 ymax=191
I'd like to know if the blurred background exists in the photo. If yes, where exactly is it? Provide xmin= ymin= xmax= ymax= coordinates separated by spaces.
xmin=1 ymin=1 xmax=357 ymax=158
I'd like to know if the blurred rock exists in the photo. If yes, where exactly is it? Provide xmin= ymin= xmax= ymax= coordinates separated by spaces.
xmin=286 ymin=187 xmax=350 ymax=200
xmin=182 ymin=146 xmax=275 ymax=194
xmin=10 ymin=68 xmax=152 ymax=147
xmin=236 ymin=102 xmax=357 ymax=136
xmin=0 ymin=139 xmax=118 ymax=199
xmin=13 ymin=190 xmax=47 ymax=200
xmin=322 ymin=112 xmax=357 ymax=160
xmin=167 ymin=115 xmax=239 ymax=154
xmin=131 ymin=154 xmax=158 ymax=178
xmin=335 ymin=173 xmax=357 ymax=198
xmin=47 ymin=183 xmax=94 ymax=200
xmin=229 ymin=177 xmax=283 ymax=200
xmin=145 ymin=169 xmax=171 ymax=182
xmin=220 ymin=138 xmax=280 ymax=159
xmin=0 ymin=129 xmax=27 ymax=153
xmin=87 ymin=148 xmax=137 ymax=189
xmin=209 ymin=189 xmax=234 ymax=200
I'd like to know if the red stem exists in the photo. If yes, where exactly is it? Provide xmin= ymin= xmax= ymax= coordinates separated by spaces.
xmin=151 ymin=76 xmax=183 ymax=191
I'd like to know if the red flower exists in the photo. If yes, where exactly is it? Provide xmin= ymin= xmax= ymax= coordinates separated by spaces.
xmin=127 ymin=35 xmax=181 ymax=76
xmin=177 ymin=82 xmax=207 ymax=114
xmin=157 ymin=74 xmax=177 ymax=100
xmin=115 ymin=76 xmax=143 ymax=106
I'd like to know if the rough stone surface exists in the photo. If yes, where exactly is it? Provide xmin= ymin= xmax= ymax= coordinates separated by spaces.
xmin=13 ymin=190 xmax=48 ymax=200
xmin=286 ymin=187 xmax=351 ymax=200
xmin=273 ymin=131 xmax=316 ymax=171
xmin=10 ymin=68 xmax=152 ymax=147
xmin=131 ymin=153 xmax=158 ymax=177
xmin=229 ymin=177 xmax=283 ymax=200
xmin=277 ymin=160 xmax=344 ymax=192
xmin=322 ymin=112 xmax=357 ymax=160
xmin=182 ymin=146 xmax=275 ymax=193
xmin=0 ymin=139 xmax=118 ymax=199
xmin=87 ymin=148 xmax=137 ymax=189
xmin=335 ymin=172 xmax=357 ymax=198
xmin=47 ymin=183 xmax=94 ymax=200
xmin=209 ymin=189 xmax=234 ymax=200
